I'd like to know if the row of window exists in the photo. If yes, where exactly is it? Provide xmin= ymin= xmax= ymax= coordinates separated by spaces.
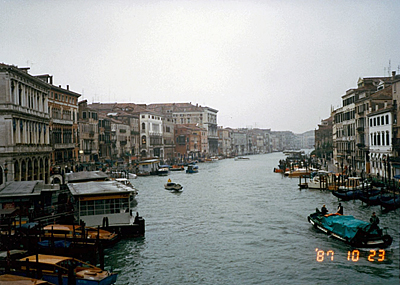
xmin=370 ymin=132 xmax=390 ymax=147
xmin=369 ymin=115 xmax=389 ymax=127
xmin=79 ymin=197 xmax=134 ymax=216
xmin=50 ymin=91 xmax=77 ymax=105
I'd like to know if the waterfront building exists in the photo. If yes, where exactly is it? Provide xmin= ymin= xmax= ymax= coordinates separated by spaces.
xmin=88 ymin=103 xmax=141 ymax=162
xmin=0 ymin=64 xmax=51 ymax=184
xmin=332 ymin=75 xmax=394 ymax=176
xmin=175 ymin=124 xmax=206 ymax=161
xmin=37 ymin=75 xmax=80 ymax=172
xmin=391 ymin=72 xmax=400 ymax=177
xmin=110 ymin=116 xmax=132 ymax=165
xmin=218 ymin=127 xmax=233 ymax=157
xmin=368 ymin=102 xmax=392 ymax=179
xmin=231 ymin=129 xmax=248 ymax=156
xmin=147 ymin=102 xmax=219 ymax=156
xmin=78 ymin=100 xmax=99 ymax=166
xmin=314 ymin=116 xmax=333 ymax=168
xmin=98 ymin=114 xmax=113 ymax=162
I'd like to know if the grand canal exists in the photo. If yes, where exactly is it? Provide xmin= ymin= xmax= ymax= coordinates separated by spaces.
xmin=105 ymin=152 xmax=399 ymax=285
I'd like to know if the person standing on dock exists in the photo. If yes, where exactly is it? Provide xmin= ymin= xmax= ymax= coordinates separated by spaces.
xmin=337 ymin=203 xmax=343 ymax=215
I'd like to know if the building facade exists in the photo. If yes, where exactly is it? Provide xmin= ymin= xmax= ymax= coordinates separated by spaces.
xmin=0 ymin=64 xmax=51 ymax=184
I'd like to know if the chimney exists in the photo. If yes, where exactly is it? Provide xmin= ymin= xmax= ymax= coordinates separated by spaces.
xmin=392 ymin=71 xmax=396 ymax=80
xmin=67 ymin=85 xmax=69 ymax=91
xmin=50 ymin=76 xmax=53 ymax=85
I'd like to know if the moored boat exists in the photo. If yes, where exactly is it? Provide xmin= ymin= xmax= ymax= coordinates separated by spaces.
xmin=307 ymin=211 xmax=392 ymax=248
xmin=15 ymin=254 xmax=118 ymax=285
xmin=170 ymin=164 xmax=185 ymax=171
xmin=42 ymin=224 xmax=120 ymax=247
xmin=285 ymin=168 xmax=311 ymax=178
xmin=0 ymin=274 xmax=53 ymax=284
xmin=157 ymin=166 xmax=170 ymax=176
xmin=379 ymin=194 xmax=400 ymax=210
xmin=307 ymin=170 xmax=332 ymax=190
xmin=234 ymin=156 xmax=250 ymax=161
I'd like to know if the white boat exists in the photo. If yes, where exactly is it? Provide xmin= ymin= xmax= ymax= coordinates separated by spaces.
xmin=234 ymin=156 xmax=250 ymax=161
xmin=157 ymin=167 xmax=169 ymax=176
xmin=307 ymin=170 xmax=333 ymax=190
xmin=164 ymin=182 xmax=183 ymax=191
xmin=338 ymin=177 xmax=371 ymax=191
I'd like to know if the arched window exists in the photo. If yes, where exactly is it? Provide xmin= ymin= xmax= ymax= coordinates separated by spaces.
xmin=142 ymin=123 xmax=145 ymax=130
xmin=141 ymin=135 xmax=146 ymax=145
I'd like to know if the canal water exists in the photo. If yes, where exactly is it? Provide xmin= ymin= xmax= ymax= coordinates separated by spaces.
xmin=105 ymin=153 xmax=400 ymax=285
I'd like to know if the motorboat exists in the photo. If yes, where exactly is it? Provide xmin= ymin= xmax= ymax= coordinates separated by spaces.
xmin=186 ymin=165 xmax=198 ymax=173
xmin=307 ymin=170 xmax=332 ymax=190
xmin=42 ymin=224 xmax=120 ymax=247
xmin=308 ymin=211 xmax=392 ymax=248
xmin=284 ymin=168 xmax=311 ymax=178
xmin=157 ymin=166 xmax=169 ymax=176
xmin=234 ymin=156 xmax=250 ymax=161
xmin=15 ymin=254 xmax=118 ymax=285
xmin=164 ymin=182 xmax=183 ymax=191
xmin=170 ymin=164 xmax=185 ymax=171
xmin=338 ymin=177 xmax=370 ymax=191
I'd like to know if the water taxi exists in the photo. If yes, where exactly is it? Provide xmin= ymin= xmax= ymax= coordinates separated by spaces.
xmin=16 ymin=254 xmax=118 ymax=285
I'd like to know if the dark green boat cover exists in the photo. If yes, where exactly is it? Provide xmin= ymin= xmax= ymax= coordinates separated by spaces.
xmin=320 ymin=215 xmax=376 ymax=240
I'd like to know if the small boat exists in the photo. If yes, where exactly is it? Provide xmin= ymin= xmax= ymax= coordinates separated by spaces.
xmin=0 ymin=274 xmax=53 ymax=284
xmin=358 ymin=192 xmax=391 ymax=205
xmin=284 ymin=168 xmax=312 ymax=178
xmin=307 ymin=211 xmax=392 ymax=248
xmin=186 ymin=165 xmax=198 ymax=174
xmin=157 ymin=166 xmax=170 ymax=176
xmin=15 ymin=254 xmax=118 ymax=285
xmin=164 ymin=182 xmax=183 ymax=191
xmin=379 ymin=194 xmax=400 ymax=210
xmin=170 ymin=164 xmax=185 ymax=171
xmin=332 ymin=189 xmax=363 ymax=201
xmin=42 ymin=224 xmax=120 ymax=247
xmin=234 ymin=156 xmax=250 ymax=161
xmin=307 ymin=170 xmax=332 ymax=190
xmin=338 ymin=177 xmax=370 ymax=191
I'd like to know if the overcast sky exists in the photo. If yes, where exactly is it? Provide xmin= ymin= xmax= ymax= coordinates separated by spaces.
xmin=1 ymin=1 xmax=399 ymax=133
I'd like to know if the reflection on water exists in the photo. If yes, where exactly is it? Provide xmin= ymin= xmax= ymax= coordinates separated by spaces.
xmin=105 ymin=153 xmax=399 ymax=285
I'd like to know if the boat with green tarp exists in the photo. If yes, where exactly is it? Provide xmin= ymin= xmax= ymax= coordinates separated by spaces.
xmin=307 ymin=211 xmax=392 ymax=248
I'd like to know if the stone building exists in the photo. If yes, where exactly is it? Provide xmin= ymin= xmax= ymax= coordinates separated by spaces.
xmin=78 ymin=100 xmax=99 ymax=164
xmin=314 ymin=116 xmax=333 ymax=167
xmin=0 ymin=64 xmax=51 ymax=184
xmin=36 ymin=75 xmax=80 ymax=170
